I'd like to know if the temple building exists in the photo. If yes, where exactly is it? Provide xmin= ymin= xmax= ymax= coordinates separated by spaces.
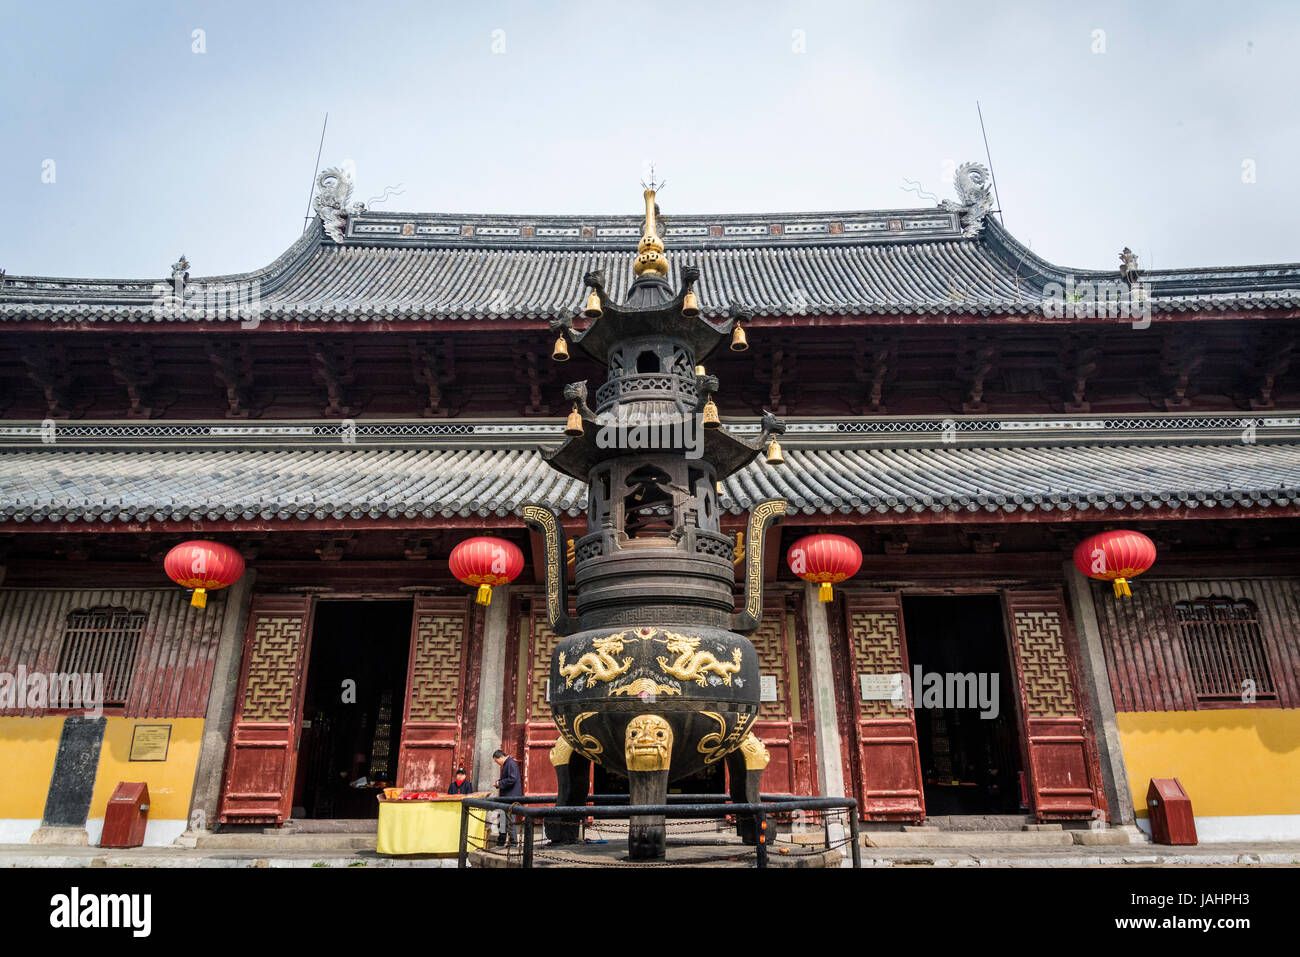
xmin=1 ymin=164 xmax=1298 ymax=846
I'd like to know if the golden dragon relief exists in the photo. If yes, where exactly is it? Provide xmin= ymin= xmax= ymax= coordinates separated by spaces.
xmin=656 ymin=632 xmax=742 ymax=687
xmin=557 ymin=634 xmax=633 ymax=688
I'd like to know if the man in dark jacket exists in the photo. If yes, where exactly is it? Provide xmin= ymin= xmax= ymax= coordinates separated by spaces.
xmin=492 ymin=748 xmax=523 ymax=845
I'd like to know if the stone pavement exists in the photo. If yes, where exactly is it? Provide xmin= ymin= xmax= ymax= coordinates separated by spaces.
xmin=0 ymin=840 xmax=1296 ymax=868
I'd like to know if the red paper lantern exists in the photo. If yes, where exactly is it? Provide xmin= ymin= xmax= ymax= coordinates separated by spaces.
xmin=164 ymin=540 xmax=245 ymax=609
xmin=786 ymin=533 xmax=863 ymax=602
xmin=1073 ymin=530 xmax=1156 ymax=597
xmin=449 ymin=536 xmax=524 ymax=606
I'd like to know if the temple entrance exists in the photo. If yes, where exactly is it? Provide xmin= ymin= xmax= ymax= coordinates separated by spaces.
xmin=291 ymin=600 xmax=412 ymax=819
xmin=901 ymin=596 xmax=1023 ymax=815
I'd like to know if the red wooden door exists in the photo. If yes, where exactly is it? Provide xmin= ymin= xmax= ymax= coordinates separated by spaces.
xmin=746 ymin=594 xmax=819 ymax=796
xmin=395 ymin=596 xmax=475 ymax=791
xmin=1003 ymin=590 xmax=1107 ymax=821
xmin=218 ymin=595 xmax=314 ymax=825
xmin=504 ymin=595 xmax=563 ymax=795
xmin=842 ymin=593 xmax=925 ymax=822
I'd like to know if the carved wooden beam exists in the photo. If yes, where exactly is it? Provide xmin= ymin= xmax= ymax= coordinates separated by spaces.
xmin=107 ymin=338 xmax=159 ymax=419
xmin=753 ymin=344 xmax=795 ymax=415
xmin=516 ymin=347 xmax=555 ymax=416
xmin=958 ymin=338 xmax=998 ymax=413
xmin=1159 ymin=333 xmax=1205 ymax=411
xmin=309 ymin=339 xmax=358 ymax=417
xmin=23 ymin=343 xmax=76 ymax=418
xmin=851 ymin=338 xmax=894 ymax=414
xmin=1245 ymin=332 xmax=1294 ymax=410
xmin=1060 ymin=332 xmax=1101 ymax=413
xmin=410 ymin=338 xmax=459 ymax=417
xmin=206 ymin=339 xmax=256 ymax=419
xmin=315 ymin=533 xmax=356 ymax=562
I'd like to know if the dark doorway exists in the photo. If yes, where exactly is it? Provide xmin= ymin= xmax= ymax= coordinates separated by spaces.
xmin=902 ymin=596 xmax=1023 ymax=815
xmin=293 ymin=600 xmax=412 ymax=819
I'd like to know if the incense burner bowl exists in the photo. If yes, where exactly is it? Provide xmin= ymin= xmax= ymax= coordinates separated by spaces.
xmin=549 ymin=622 xmax=760 ymax=781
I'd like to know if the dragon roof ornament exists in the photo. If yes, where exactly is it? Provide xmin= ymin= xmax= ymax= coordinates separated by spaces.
xmin=313 ymin=165 xmax=366 ymax=243
xmin=940 ymin=161 xmax=995 ymax=239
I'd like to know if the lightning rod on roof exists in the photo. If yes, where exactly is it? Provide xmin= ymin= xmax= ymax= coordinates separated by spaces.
xmin=303 ymin=113 xmax=329 ymax=233
xmin=976 ymin=101 xmax=1004 ymax=228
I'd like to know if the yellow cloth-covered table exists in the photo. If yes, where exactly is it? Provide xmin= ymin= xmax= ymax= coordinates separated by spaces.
xmin=376 ymin=795 xmax=488 ymax=855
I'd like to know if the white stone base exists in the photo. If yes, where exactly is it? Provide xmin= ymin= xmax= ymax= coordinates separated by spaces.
xmin=1136 ymin=813 xmax=1300 ymax=842
xmin=84 ymin=817 xmax=189 ymax=847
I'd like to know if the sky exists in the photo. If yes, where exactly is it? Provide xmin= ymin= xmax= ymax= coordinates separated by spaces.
xmin=2 ymin=0 xmax=1298 ymax=280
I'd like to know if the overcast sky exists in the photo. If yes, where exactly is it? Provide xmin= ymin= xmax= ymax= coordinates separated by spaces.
xmin=3 ymin=0 xmax=1297 ymax=280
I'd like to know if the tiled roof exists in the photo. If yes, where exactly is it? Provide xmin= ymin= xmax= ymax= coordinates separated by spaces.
xmin=4 ymin=440 xmax=1299 ymax=524
xmin=2 ymin=213 xmax=1298 ymax=323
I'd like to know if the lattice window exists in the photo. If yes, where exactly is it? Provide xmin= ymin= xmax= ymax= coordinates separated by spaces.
xmin=1175 ymin=597 xmax=1276 ymax=702
xmin=55 ymin=606 xmax=146 ymax=707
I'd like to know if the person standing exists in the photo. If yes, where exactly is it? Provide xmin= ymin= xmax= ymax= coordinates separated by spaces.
xmin=492 ymin=748 xmax=523 ymax=846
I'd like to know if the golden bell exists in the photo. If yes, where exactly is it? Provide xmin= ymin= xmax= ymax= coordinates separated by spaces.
xmin=565 ymin=403 xmax=584 ymax=437
xmin=682 ymin=288 xmax=700 ymax=319
xmin=552 ymin=335 xmax=570 ymax=362
xmin=766 ymin=439 xmax=785 ymax=465
xmin=702 ymin=396 xmax=720 ymax=429
xmin=694 ymin=365 xmax=706 ymax=376
xmin=731 ymin=322 xmax=749 ymax=352
xmin=583 ymin=289 xmax=603 ymax=320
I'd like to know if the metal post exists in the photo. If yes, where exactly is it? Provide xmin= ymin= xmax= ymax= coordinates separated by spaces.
xmin=849 ymin=807 xmax=862 ymax=868
xmin=755 ymin=808 xmax=767 ymax=869
xmin=523 ymin=815 xmax=535 ymax=868
xmin=823 ymin=811 xmax=831 ymax=852
xmin=457 ymin=803 xmax=470 ymax=869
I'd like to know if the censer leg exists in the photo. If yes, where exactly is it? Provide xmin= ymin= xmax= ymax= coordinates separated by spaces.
xmin=625 ymin=714 xmax=673 ymax=860
xmin=727 ymin=731 xmax=770 ymax=845
xmin=627 ymin=768 xmax=669 ymax=860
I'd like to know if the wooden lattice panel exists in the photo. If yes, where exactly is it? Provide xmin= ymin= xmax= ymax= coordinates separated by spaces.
xmin=407 ymin=613 xmax=466 ymax=721
xmin=241 ymin=615 xmax=304 ymax=721
xmin=848 ymin=609 xmax=909 ymax=719
xmin=750 ymin=613 xmax=790 ymax=720
xmin=530 ymin=615 xmax=561 ymax=720
xmin=1011 ymin=610 xmax=1076 ymax=718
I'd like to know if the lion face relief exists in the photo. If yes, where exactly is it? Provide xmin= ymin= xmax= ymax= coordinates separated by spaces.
xmin=624 ymin=714 xmax=673 ymax=772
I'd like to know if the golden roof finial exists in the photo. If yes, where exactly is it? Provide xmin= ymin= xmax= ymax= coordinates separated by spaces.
xmin=634 ymin=163 xmax=668 ymax=277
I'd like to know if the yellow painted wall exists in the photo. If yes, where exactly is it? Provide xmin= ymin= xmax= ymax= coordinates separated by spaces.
xmin=89 ymin=717 xmax=205 ymax=820
xmin=0 ymin=716 xmax=204 ymax=822
xmin=1117 ymin=709 xmax=1300 ymax=818
xmin=0 ymin=716 xmax=66 ymax=818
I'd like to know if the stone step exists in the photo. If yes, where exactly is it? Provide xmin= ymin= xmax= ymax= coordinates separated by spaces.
xmin=195 ymin=832 xmax=377 ymax=851
xmin=863 ymin=830 xmax=1075 ymax=847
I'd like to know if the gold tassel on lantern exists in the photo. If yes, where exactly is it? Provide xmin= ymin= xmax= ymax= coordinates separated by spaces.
xmin=1112 ymin=577 xmax=1131 ymax=598
xmin=818 ymin=582 xmax=833 ymax=603
xmin=731 ymin=322 xmax=748 ymax=352
xmin=682 ymin=287 xmax=700 ymax=318
xmin=565 ymin=403 xmax=584 ymax=437
xmin=583 ymin=289 xmax=603 ymax=320
xmin=552 ymin=335 xmax=570 ymax=362
xmin=766 ymin=439 xmax=784 ymax=465
xmin=191 ymin=587 xmax=207 ymax=609
xmin=702 ymin=396 xmax=720 ymax=429
xmin=476 ymin=583 xmax=493 ymax=606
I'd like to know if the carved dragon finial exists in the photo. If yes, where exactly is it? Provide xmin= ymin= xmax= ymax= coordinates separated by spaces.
xmin=940 ymin=161 xmax=995 ymax=238
xmin=314 ymin=165 xmax=367 ymax=243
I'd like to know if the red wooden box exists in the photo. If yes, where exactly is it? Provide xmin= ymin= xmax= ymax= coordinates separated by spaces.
xmin=100 ymin=782 xmax=150 ymax=848
xmin=1146 ymin=778 xmax=1197 ymax=845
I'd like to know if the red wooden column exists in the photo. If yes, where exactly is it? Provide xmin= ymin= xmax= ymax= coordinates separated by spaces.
xmin=841 ymin=593 xmax=925 ymax=822
xmin=503 ymin=595 xmax=563 ymax=795
xmin=218 ymin=595 xmax=314 ymax=825
xmin=747 ymin=594 xmax=819 ymax=796
xmin=395 ymin=595 xmax=476 ymax=792
xmin=1003 ymin=589 xmax=1108 ymax=821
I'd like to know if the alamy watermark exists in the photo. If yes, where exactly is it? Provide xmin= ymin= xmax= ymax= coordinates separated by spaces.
xmin=1042 ymin=276 xmax=1152 ymax=329
xmin=0 ymin=667 xmax=104 ymax=717
xmin=594 ymin=408 xmax=705 ymax=459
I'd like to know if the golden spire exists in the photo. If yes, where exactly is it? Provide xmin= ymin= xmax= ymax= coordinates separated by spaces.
xmin=634 ymin=182 xmax=668 ymax=277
